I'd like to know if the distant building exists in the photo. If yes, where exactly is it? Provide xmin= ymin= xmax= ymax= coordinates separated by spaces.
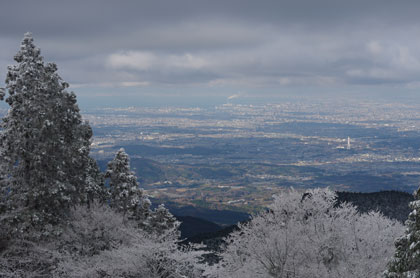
xmin=347 ymin=137 xmax=351 ymax=150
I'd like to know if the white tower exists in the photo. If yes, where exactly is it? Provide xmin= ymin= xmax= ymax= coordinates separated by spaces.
xmin=347 ymin=136 xmax=351 ymax=150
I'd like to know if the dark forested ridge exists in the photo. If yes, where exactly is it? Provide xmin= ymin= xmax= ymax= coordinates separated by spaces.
xmin=166 ymin=204 xmax=250 ymax=226
xmin=176 ymin=216 xmax=223 ymax=238
xmin=336 ymin=190 xmax=414 ymax=223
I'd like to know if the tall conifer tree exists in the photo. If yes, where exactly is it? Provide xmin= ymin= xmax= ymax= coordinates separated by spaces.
xmin=84 ymin=157 xmax=108 ymax=206
xmin=105 ymin=148 xmax=150 ymax=217
xmin=145 ymin=204 xmax=179 ymax=235
xmin=0 ymin=33 xmax=93 ymax=227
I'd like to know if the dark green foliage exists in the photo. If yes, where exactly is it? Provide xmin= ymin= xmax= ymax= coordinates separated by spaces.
xmin=385 ymin=187 xmax=420 ymax=277
xmin=83 ymin=157 xmax=108 ymax=206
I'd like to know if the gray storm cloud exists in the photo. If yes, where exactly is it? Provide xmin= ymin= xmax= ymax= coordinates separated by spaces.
xmin=1 ymin=0 xmax=420 ymax=95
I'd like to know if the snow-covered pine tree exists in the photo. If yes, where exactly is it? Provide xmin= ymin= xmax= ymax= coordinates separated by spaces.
xmin=105 ymin=148 xmax=150 ymax=218
xmin=146 ymin=204 xmax=180 ymax=236
xmin=0 ymin=33 xmax=93 ymax=229
xmin=84 ymin=157 xmax=108 ymax=206
xmin=385 ymin=186 xmax=420 ymax=278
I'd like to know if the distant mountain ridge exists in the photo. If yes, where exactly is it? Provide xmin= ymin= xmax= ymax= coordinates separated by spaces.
xmin=176 ymin=216 xmax=223 ymax=238
xmin=166 ymin=204 xmax=250 ymax=226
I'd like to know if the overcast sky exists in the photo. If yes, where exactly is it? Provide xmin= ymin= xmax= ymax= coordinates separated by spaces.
xmin=1 ymin=0 xmax=420 ymax=106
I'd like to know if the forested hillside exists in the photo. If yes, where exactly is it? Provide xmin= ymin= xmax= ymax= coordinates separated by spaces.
xmin=337 ymin=191 xmax=414 ymax=223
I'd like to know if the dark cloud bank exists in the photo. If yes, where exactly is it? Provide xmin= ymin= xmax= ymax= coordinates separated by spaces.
xmin=1 ymin=0 xmax=420 ymax=102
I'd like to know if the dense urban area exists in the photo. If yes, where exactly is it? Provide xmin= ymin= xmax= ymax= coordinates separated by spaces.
xmin=80 ymin=99 xmax=420 ymax=212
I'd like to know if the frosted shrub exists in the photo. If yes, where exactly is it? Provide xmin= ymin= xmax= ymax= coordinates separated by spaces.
xmin=209 ymin=188 xmax=404 ymax=278
xmin=55 ymin=203 xmax=206 ymax=278
xmin=57 ymin=202 xmax=132 ymax=256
